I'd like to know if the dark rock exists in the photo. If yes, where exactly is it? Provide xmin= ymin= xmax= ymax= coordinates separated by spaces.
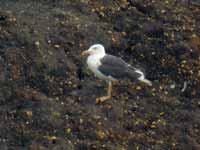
xmin=0 ymin=11 xmax=14 ymax=26
xmin=129 ymin=0 xmax=155 ymax=15
xmin=172 ymin=42 xmax=190 ymax=56
xmin=143 ymin=21 xmax=164 ymax=37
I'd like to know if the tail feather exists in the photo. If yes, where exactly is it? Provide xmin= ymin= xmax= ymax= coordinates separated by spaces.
xmin=126 ymin=67 xmax=152 ymax=86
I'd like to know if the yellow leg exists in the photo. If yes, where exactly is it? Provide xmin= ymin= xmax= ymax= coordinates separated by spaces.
xmin=96 ymin=81 xmax=112 ymax=103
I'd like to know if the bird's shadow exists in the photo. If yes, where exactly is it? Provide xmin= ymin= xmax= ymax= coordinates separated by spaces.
xmin=69 ymin=79 xmax=106 ymax=97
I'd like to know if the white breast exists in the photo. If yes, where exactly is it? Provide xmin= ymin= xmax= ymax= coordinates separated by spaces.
xmin=87 ymin=55 xmax=115 ymax=81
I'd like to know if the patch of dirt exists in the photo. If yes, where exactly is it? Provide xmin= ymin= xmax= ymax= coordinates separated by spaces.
xmin=0 ymin=0 xmax=200 ymax=149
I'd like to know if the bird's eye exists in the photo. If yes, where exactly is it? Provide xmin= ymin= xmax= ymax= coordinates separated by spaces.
xmin=93 ymin=47 xmax=98 ymax=50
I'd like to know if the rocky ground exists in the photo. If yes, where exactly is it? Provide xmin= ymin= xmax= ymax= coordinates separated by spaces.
xmin=0 ymin=0 xmax=200 ymax=149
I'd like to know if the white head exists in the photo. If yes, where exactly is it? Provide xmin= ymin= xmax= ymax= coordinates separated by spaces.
xmin=81 ymin=44 xmax=105 ymax=57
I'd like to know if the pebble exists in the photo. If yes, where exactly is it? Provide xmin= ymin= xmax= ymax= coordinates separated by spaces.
xmin=25 ymin=111 xmax=33 ymax=119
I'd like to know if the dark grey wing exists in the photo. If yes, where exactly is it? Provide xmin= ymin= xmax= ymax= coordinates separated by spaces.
xmin=98 ymin=55 xmax=129 ymax=79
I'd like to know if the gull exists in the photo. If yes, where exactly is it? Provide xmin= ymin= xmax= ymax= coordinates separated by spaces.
xmin=81 ymin=44 xmax=152 ymax=103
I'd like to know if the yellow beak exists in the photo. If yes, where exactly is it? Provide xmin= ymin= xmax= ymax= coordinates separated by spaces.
xmin=81 ymin=50 xmax=91 ymax=56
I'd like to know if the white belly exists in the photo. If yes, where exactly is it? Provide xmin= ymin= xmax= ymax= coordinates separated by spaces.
xmin=87 ymin=55 xmax=116 ymax=81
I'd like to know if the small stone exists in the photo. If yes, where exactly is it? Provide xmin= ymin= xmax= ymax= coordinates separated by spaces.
xmin=150 ymin=124 xmax=156 ymax=129
xmin=52 ymin=112 xmax=60 ymax=118
xmin=161 ymin=10 xmax=166 ymax=13
xmin=72 ymin=84 xmax=77 ymax=88
xmin=80 ymin=118 xmax=83 ymax=124
xmin=97 ymin=122 xmax=102 ymax=126
xmin=68 ymin=81 xmax=72 ymax=85
xmin=47 ymin=136 xmax=57 ymax=143
xmin=25 ymin=111 xmax=33 ymax=119
xmin=121 ymin=32 xmax=126 ymax=36
xmin=172 ymin=143 xmax=176 ymax=147
xmin=159 ymin=112 xmax=165 ymax=116
xmin=136 ymin=86 xmax=142 ymax=90
xmin=35 ymin=41 xmax=40 ymax=46
xmin=54 ymin=44 xmax=60 ymax=48
xmin=170 ymin=84 xmax=175 ymax=89
xmin=65 ymin=128 xmax=71 ymax=134
xmin=97 ymin=130 xmax=106 ymax=139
